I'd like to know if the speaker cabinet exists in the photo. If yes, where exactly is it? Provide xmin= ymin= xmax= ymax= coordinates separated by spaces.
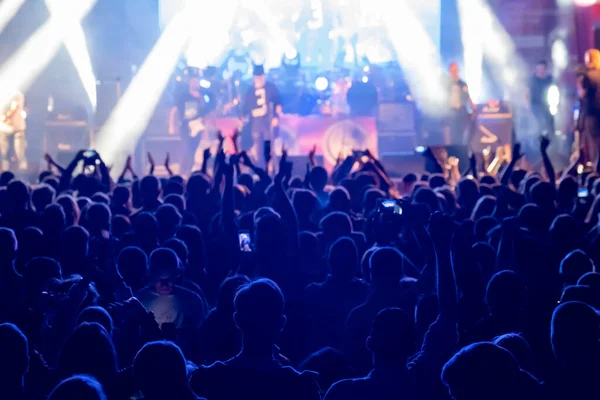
xmin=43 ymin=121 xmax=91 ymax=160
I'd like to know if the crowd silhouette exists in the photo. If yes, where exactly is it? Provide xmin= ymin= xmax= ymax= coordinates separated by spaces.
xmin=0 ymin=138 xmax=599 ymax=400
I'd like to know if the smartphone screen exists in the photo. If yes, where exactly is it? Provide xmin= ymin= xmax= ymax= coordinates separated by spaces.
xmin=379 ymin=199 xmax=403 ymax=215
xmin=578 ymin=188 xmax=589 ymax=198
xmin=238 ymin=231 xmax=252 ymax=252
xmin=83 ymin=150 xmax=96 ymax=158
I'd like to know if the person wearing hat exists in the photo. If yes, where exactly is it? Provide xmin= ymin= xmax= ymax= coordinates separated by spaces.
xmin=169 ymin=67 xmax=215 ymax=174
xmin=576 ymin=49 xmax=600 ymax=170
xmin=241 ymin=64 xmax=282 ymax=168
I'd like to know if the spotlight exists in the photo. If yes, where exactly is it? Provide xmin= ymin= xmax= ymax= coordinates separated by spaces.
xmin=315 ymin=76 xmax=329 ymax=91
xmin=200 ymin=79 xmax=211 ymax=89
xmin=281 ymin=49 xmax=300 ymax=73
xmin=284 ymin=48 xmax=298 ymax=61
xmin=361 ymin=76 xmax=369 ymax=83
xmin=547 ymin=84 xmax=560 ymax=116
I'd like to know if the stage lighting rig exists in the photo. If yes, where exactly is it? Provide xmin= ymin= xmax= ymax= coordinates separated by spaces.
xmin=281 ymin=49 xmax=301 ymax=74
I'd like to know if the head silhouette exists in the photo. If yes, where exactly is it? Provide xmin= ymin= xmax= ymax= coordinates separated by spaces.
xmin=293 ymin=189 xmax=317 ymax=221
xmin=32 ymin=184 xmax=56 ymax=212
xmin=329 ymin=187 xmax=351 ymax=213
xmin=0 ymin=227 xmax=17 ymax=266
xmin=6 ymin=180 xmax=30 ymax=211
xmin=156 ymin=204 xmax=182 ymax=242
xmin=471 ymin=196 xmax=496 ymax=221
xmin=85 ymin=203 xmax=111 ymax=236
xmin=41 ymin=204 xmax=66 ymax=236
xmin=0 ymin=323 xmax=29 ymax=385
xmin=48 ymin=375 xmax=106 ymax=400
xmin=557 ymin=177 xmax=578 ymax=210
xmin=328 ymin=237 xmax=358 ymax=281
xmin=149 ymin=248 xmax=179 ymax=295
xmin=216 ymin=275 xmax=251 ymax=312
xmin=112 ymin=185 xmax=130 ymax=206
xmin=367 ymin=308 xmax=415 ymax=366
xmin=58 ymin=322 xmax=117 ymax=387
xmin=134 ymin=212 xmax=159 ymax=252
xmin=551 ymin=301 xmax=600 ymax=368
xmin=134 ymin=341 xmax=192 ymax=399
xmin=414 ymin=187 xmax=442 ymax=213
xmin=442 ymin=342 xmax=525 ymax=400
xmin=163 ymin=194 xmax=186 ymax=216
xmin=310 ymin=167 xmax=328 ymax=192
xmin=77 ymin=307 xmax=114 ymax=336
xmin=56 ymin=194 xmax=80 ymax=226
xmin=457 ymin=178 xmax=480 ymax=209
xmin=486 ymin=271 xmax=526 ymax=317
xmin=370 ymin=247 xmax=404 ymax=290
xmin=234 ymin=279 xmax=286 ymax=345
xmin=560 ymin=250 xmax=595 ymax=286
xmin=140 ymin=176 xmax=161 ymax=204
xmin=164 ymin=238 xmax=189 ymax=267
xmin=0 ymin=171 xmax=15 ymax=186
xmin=531 ymin=181 xmax=556 ymax=210
xmin=117 ymin=246 xmax=148 ymax=291
xmin=320 ymin=212 xmax=352 ymax=244
xmin=494 ymin=333 xmax=535 ymax=376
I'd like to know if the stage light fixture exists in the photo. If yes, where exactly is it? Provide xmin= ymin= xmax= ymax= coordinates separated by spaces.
xmin=315 ymin=76 xmax=329 ymax=91
xmin=96 ymin=4 xmax=200 ymax=175
xmin=200 ymin=79 xmax=211 ymax=89
xmin=548 ymin=84 xmax=560 ymax=116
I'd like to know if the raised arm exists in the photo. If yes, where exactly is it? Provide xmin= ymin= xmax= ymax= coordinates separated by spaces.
xmin=58 ymin=150 xmax=85 ymax=192
xmin=540 ymin=136 xmax=556 ymax=184
xmin=429 ymin=213 xmax=458 ymax=319
xmin=147 ymin=152 xmax=155 ymax=176
xmin=273 ymin=163 xmax=299 ymax=252
xmin=500 ymin=142 xmax=523 ymax=186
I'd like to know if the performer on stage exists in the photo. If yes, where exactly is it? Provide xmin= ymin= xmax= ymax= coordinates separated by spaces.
xmin=577 ymin=49 xmax=600 ymax=170
xmin=242 ymin=65 xmax=282 ymax=168
xmin=445 ymin=62 xmax=477 ymax=147
xmin=0 ymin=91 xmax=27 ymax=171
xmin=169 ymin=68 xmax=215 ymax=174
xmin=527 ymin=60 xmax=555 ymax=136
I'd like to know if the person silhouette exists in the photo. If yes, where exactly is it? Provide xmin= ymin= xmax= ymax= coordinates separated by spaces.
xmin=189 ymin=279 xmax=321 ymax=400
xmin=0 ymin=323 xmax=44 ymax=400
xmin=134 ymin=341 xmax=202 ymax=400
xmin=47 ymin=375 xmax=106 ymax=400
xmin=325 ymin=308 xmax=416 ymax=400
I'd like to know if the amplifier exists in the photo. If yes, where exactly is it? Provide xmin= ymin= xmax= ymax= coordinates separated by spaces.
xmin=377 ymin=102 xmax=416 ymax=132
xmin=470 ymin=103 xmax=513 ymax=152
xmin=378 ymin=131 xmax=417 ymax=156
xmin=44 ymin=120 xmax=91 ymax=160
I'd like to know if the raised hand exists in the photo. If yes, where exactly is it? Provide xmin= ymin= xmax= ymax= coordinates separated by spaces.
xmin=217 ymin=130 xmax=225 ymax=143
xmin=203 ymin=147 xmax=211 ymax=162
xmin=165 ymin=152 xmax=170 ymax=168
xmin=308 ymin=144 xmax=317 ymax=166
xmin=125 ymin=155 xmax=133 ymax=171
xmin=540 ymin=135 xmax=551 ymax=153
xmin=147 ymin=152 xmax=155 ymax=166
xmin=512 ymin=142 xmax=523 ymax=161
xmin=232 ymin=129 xmax=240 ymax=144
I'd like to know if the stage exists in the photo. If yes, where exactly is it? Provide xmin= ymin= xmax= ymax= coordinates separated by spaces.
xmin=141 ymin=114 xmax=378 ymax=175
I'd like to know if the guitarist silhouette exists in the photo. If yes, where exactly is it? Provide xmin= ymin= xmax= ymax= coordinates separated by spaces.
xmin=169 ymin=67 xmax=215 ymax=174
